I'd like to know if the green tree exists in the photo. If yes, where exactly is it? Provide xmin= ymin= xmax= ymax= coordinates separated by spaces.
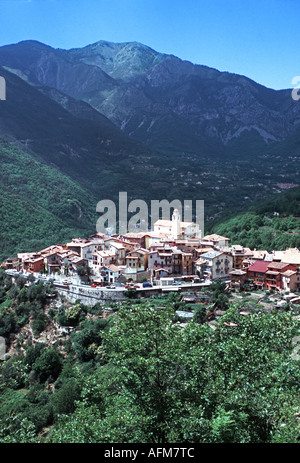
xmin=210 ymin=280 xmax=230 ymax=309
xmin=71 ymin=318 xmax=109 ymax=362
xmin=48 ymin=302 xmax=300 ymax=444
xmin=32 ymin=348 xmax=63 ymax=383
xmin=193 ymin=304 xmax=206 ymax=323
xmin=102 ymin=304 xmax=188 ymax=443
xmin=51 ymin=378 xmax=81 ymax=416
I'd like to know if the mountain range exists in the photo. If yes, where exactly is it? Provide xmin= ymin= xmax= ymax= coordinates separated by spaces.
xmin=2 ymin=40 xmax=300 ymax=149
xmin=0 ymin=39 xmax=299 ymax=258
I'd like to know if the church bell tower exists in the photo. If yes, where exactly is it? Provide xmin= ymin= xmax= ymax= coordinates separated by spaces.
xmin=172 ymin=208 xmax=181 ymax=239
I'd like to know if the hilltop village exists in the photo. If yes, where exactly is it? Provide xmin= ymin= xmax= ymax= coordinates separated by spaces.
xmin=2 ymin=209 xmax=300 ymax=296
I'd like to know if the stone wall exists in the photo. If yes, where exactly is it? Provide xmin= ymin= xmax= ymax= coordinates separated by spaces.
xmin=56 ymin=285 xmax=127 ymax=306
xmin=55 ymin=284 xmax=167 ymax=306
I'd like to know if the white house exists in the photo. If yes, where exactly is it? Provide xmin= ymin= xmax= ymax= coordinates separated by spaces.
xmin=98 ymin=264 xmax=122 ymax=285
xmin=195 ymin=250 xmax=233 ymax=281
xmin=201 ymin=234 xmax=230 ymax=248
xmin=92 ymin=250 xmax=115 ymax=275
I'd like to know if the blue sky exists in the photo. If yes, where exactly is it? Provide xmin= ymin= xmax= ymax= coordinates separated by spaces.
xmin=0 ymin=0 xmax=299 ymax=90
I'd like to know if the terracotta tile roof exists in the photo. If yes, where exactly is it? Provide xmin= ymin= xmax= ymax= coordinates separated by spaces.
xmin=267 ymin=262 xmax=290 ymax=270
xmin=281 ymin=270 xmax=296 ymax=277
xmin=202 ymin=234 xmax=229 ymax=241
xmin=230 ymin=269 xmax=247 ymax=275
xmin=247 ymin=260 xmax=270 ymax=273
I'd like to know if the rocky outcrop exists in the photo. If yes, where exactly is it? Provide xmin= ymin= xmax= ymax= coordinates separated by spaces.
xmin=0 ymin=336 xmax=7 ymax=361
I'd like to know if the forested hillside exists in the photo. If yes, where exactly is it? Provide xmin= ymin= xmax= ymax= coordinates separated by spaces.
xmin=0 ymin=139 xmax=96 ymax=261
xmin=0 ymin=271 xmax=299 ymax=443
xmin=211 ymin=186 xmax=300 ymax=251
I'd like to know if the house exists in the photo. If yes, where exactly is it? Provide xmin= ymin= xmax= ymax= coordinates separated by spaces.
xmin=66 ymin=239 xmax=103 ymax=261
xmin=201 ymin=234 xmax=230 ymax=248
xmin=147 ymin=232 xmax=167 ymax=249
xmin=195 ymin=250 xmax=233 ymax=281
xmin=125 ymin=248 xmax=149 ymax=280
xmin=251 ymin=250 xmax=268 ymax=261
xmin=98 ymin=264 xmax=122 ymax=285
xmin=265 ymin=262 xmax=294 ymax=291
xmin=4 ymin=257 xmax=19 ymax=270
xmin=113 ymin=236 xmax=137 ymax=253
xmin=38 ymin=245 xmax=75 ymax=274
xmin=182 ymin=251 xmax=193 ymax=275
xmin=66 ymin=239 xmax=89 ymax=255
xmin=43 ymin=249 xmax=66 ymax=274
xmin=229 ymin=269 xmax=247 ymax=291
xmin=92 ymin=250 xmax=115 ymax=273
xmin=280 ymin=248 xmax=300 ymax=270
xmin=229 ymin=245 xmax=248 ymax=270
xmin=272 ymin=248 xmax=300 ymax=264
xmin=66 ymin=255 xmax=89 ymax=274
xmin=22 ymin=255 xmax=44 ymax=273
xmin=148 ymin=245 xmax=193 ymax=279
xmin=172 ymin=248 xmax=183 ymax=275
xmin=108 ymin=241 xmax=127 ymax=265
xmin=246 ymin=260 xmax=270 ymax=288
xmin=89 ymin=232 xmax=110 ymax=241
xmin=173 ymin=239 xmax=202 ymax=253
xmin=121 ymin=232 xmax=152 ymax=250
xmin=281 ymin=269 xmax=300 ymax=292
xmin=148 ymin=247 xmax=174 ymax=278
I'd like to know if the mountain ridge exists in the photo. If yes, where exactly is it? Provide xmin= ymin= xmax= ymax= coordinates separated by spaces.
xmin=1 ymin=39 xmax=299 ymax=153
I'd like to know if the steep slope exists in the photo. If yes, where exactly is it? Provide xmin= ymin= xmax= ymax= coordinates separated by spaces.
xmin=210 ymin=186 xmax=300 ymax=251
xmin=0 ymin=138 xmax=97 ymax=261
xmin=1 ymin=39 xmax=299 ymax=155
xmin=0 ymin=40 xmax=116 ymax=101
xmin=0 ymin=66 xmax=169 ymax=203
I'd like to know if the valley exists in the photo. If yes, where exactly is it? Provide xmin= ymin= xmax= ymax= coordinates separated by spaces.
xmin=0 ymin=39 xmax=299 ymax=268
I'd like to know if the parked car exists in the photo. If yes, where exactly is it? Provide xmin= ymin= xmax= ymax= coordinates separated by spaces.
xmin=142 ymin=282 xmax=152 ymax=288
xmin=106 ymin=285 xmax=116 ymax=289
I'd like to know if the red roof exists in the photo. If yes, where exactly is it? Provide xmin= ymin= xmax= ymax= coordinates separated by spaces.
xmin=247 ymin=260 xmax=270 ymax=273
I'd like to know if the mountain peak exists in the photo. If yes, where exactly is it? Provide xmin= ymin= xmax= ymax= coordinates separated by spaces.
xmin=66 ymin=39 xmax=166 ymax=79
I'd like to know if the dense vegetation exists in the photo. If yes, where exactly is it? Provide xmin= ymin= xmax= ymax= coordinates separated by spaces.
xmin=0 ymin=270 xmax=299 ymax=443
xmin=0 ymin=139 xmax=96 ymax=261
xmin=211 ymin=186 xmax=300 ymax=251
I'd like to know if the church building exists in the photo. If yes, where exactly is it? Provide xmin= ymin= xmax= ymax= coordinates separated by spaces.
xmin=153 ymin=209 xmax=201 ymax=240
